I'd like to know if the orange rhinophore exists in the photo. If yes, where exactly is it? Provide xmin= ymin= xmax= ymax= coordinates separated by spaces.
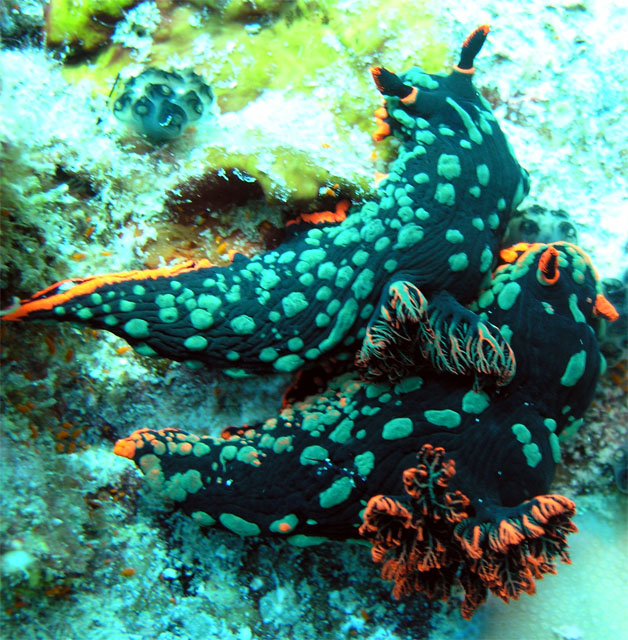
xmin=538 ymin=246 xmax=560 ymax=285
xmin=593 ymin=292 xmax=619 ymax=322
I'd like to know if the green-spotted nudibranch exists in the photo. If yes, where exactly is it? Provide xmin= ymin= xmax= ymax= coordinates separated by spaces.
xmin=113 ymin=241 xmax=617 ymax=619
xmin=3 ymin=26 xmax=529 ymax=380
xmin=111 ymin=68 xmax=215 ymax=143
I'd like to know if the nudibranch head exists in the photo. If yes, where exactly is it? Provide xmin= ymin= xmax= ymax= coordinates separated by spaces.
xmin=478 ymin=241 xmax=617 ymax=433
xmin=369 ymin=24 xmax=494 ymax=140
xmin=111 ymin=68 xmax=215 ymax=143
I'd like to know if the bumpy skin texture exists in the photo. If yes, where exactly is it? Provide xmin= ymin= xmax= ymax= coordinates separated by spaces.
xmin=114 ymin=242 xmax=616 ymax=617
xmin=2 ymin=28 xmax=529 ymax=377
xmin=112 ymin=68 xmax=215 ymax=143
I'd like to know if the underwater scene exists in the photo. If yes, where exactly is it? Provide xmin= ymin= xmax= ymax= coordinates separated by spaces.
xmin=0 ymin=1 xmax=626 ymax=639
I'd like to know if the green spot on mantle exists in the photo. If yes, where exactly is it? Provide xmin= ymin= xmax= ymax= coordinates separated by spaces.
xmin=354 ymin=451 xmax=375 ymax=477
xmin=476 ymin=163 xmax=490 ymax=186
xmin=560 ymin=350 xmax=586 ymax=387
xmin=437 ymin=153 xmax=461 ymax=179
xmin=394 ymin=223 xmax=424 ymax=249
xmin=568 ymin=293 xmax=586 ymax=323
xmin=434 ymin=182 xmax=455 ymax=206
xmin=549 ymin=433 xmax=561 ymax=463
xmin=394 ymin=377 xmax=423 ymax=394
xmin=511 ymin=423 xmax=531 ymax=443
xmin=288 ymin=337 xmax=304 ymax=351
xmin=184 ymin=335 xmax=208 ymax=351
xmin=382 ymin=417 xmax=413 ymax=440
xmin=329 ymin=417 xmax=354 ymax=444
xmin=424 ymin=409 xmax=461 ymax=428
xmin=318 ymin=298 xmax=358 ymax=353
xmin=282 ymin=291 xmax=309 ymax=318
xmin=259 ymin=347 xmax=278 ymax=362
xmin=120 ymin=299 xmax=136 ymax=312
xmin=231 ymin=315 xmax=256 ymax=334
xmin=445 ymin=229 xmax=464 ymax=243
xmin=522 ymin=442 xmax=542 ymax=468
xmin=319 ymin=476 xmax=353 ymax=508
xmin=300 ymin=445 xmax=329 ymax=466
xmin=192 ymin=511 xmax=216 ymax=526
xmin=274 ymin=354 xmax=305 ymax=372
xmin=124 ymin=318 xmax=149 ymax=338
xmin=270 ymin=514 xmax=299 ymax=534
xmin=159 ymin=307 xmax=178 ymax=323
xmin=219 ymin=513 xmax=261 ymax=536
xmin=156 ymin=293 xmax=175 ymax=308
xmin=497 ymin=281 xmax=521 ymax=311
xmin=462 ymin=390 xmax=490 ymax=414
xmin=189 ymin=308 xmax=213 ymax=330
xmin=448 ymin=252 xmax=469 ymax=272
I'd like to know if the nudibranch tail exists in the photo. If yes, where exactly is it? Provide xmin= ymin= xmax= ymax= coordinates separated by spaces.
xmin=0 ymin=260 xmax=213 ymax=323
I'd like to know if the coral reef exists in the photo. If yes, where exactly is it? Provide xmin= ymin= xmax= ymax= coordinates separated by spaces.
xmin=45 ymin=0 xmax=138 ymax=52
xmin=0 ymin=0 xmax=44 ymax=44
xmin=57 ymin=0 xmax=448 ymax=203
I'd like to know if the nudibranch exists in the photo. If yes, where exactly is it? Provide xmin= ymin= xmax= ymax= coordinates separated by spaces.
xmin=2 ymin=26 xmax=529 ymax=379
xmin=503 ymin=203 xmax=578 ymax=247
xmin=111 ymin=68 xmax=215 ymax=143
xmin=113 ymin=242 xmax=617 ymax=618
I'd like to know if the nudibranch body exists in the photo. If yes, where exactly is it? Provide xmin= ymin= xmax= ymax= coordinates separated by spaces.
xmin=111 ymin=68 xmax=215 ymax=143
xmin=114 ymin=242 xmax=617 ymax=618
xmin=3 ymin=27 xmax=529 ymax=378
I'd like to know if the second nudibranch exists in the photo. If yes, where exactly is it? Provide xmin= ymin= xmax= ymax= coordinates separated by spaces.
xmin=2 ymin=26 xmax=529 ymax=377
xmin=113 ymin=241 xmax=617 ymax=618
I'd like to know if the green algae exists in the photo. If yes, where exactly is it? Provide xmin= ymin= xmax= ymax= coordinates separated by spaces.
xmin=59 ymin=0 xmax=447 ymax=203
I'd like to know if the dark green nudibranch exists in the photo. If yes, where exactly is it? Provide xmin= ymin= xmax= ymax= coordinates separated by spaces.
xmin=2 ymin=26 xmax=529 ymax=379
xmin=114 ymin=242 xmax=617 ymax=619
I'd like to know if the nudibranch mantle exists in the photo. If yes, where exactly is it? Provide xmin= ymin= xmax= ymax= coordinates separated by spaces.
xmin=114 ymin=242 xmax=617 ymax=618
xmin=3 ymin=26 xmax=529 ymax=378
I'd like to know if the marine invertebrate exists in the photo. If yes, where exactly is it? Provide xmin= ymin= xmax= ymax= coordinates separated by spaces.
xmin=3 ymin=26 xmax=529 ymax=379
xmin=111 ymin=67 xmax=216 ymax=143
xmin=502 ymin=203 xmax=578 ymax=247
xmin=113 ymin=242 xmax=617 ymax=618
